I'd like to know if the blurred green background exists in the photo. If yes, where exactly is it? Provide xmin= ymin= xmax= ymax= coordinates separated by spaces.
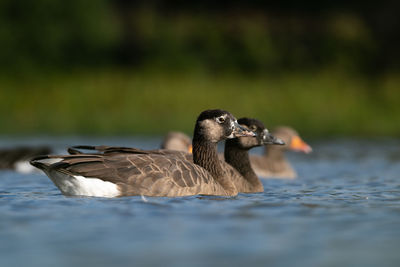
xmin=0 ymin=0 xmax=399 ymax=137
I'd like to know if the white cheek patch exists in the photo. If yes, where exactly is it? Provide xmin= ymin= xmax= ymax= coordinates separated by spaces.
xmin=231 ymin=120 xmax=235 ymax=130
xmin=263 ymin=129 xmax=269 ymax=140
xmin=225 ymin=120 xmax=234 ymax=139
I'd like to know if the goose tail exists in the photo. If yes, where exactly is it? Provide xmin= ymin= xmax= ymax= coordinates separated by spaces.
xmin=29 ymin=155 xmax=50 ymax=171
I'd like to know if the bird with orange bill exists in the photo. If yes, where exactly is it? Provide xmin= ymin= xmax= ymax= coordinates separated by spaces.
xmin=250 ymin=126 xmax=312 ymax=178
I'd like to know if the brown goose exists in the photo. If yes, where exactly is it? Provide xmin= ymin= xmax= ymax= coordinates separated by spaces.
xmin=250 ymin=126 xmax=312 ymax=179
xmin=30 ymin=109 xmax=255 ymax=197
xmin=223 ymin=118 xmax=284 ymax=192
xmin=160 ymin=131 xmax=192 ymax=153
xmin=0 ymin=146 xmax=52 ymax=173
xmin=72 ymin=118 xmax=284 ymax=193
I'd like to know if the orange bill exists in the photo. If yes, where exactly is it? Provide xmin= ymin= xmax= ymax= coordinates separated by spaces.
xmin=290 ymin=136 xmax=312 ymax=153
xmin=188 ymin=144 xmax=193 ymax=154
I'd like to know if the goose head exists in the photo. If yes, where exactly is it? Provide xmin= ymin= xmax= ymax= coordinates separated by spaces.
xmin=161 ymin=131 xmax=192 ymax=153
xmin=194 ymin=109 xmax=255 ymax=143
xmin=234 ymin=118 xmax=285 ymax=149
xmin=272 ymin=126 xmax=312 ymax=153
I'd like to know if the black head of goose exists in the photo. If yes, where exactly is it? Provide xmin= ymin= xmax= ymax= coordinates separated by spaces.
xmin=224 ymin=118 xmax=284 ymax=192
xmin=250 ymin=126 xmax=312 ymax=178
xmin=30 ymin=109 xmax=255 ymax=197
xmin=160 ymin=131 xmax=192 ymax=153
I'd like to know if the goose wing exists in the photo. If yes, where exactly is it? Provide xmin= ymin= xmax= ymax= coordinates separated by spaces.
xmin=68 ymin=145 xmax=193 ymax=162
xmin=31 ymin=153 xmax=227 ymax=197
xmin=68 ymin=145 xmax=247 ymax=190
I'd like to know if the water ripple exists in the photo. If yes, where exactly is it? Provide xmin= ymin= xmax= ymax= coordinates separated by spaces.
xmin=1 ymin=138 xmax=400 ymax=267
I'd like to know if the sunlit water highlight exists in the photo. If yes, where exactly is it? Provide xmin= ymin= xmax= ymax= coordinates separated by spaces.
xmin=1 ymin=137 xmax=400 ymax=267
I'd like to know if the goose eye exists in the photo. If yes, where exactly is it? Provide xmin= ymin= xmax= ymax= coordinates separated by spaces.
xmin=216 ymin=116 xmax=225 ymax=123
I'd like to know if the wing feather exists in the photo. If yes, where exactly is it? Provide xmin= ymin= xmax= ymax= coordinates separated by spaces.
xmin=43 ymin=151 xmax=226 ymax=197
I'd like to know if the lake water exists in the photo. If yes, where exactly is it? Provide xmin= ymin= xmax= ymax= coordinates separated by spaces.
xmin=1 ymin=137 xmax=400 ymax=267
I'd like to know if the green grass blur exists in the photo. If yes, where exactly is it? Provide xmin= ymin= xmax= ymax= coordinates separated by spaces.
xmin=1 ymin=1 xmax=399 ymax=137
xmin=1 ymin=69 xmax=399 ymax=137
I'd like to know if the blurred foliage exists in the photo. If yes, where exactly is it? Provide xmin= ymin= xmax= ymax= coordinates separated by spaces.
xmin=0 ymin=0 xmax=399 ymax=136
xmin=0 ymin=0 xmax=399 ymax=73
xmin=0 ymin=0 xmax=119 ymax=71
xmin=1 ymin=70 xmax=399 ymax=137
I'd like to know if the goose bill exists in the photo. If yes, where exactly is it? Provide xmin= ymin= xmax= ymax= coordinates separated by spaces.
xmin=290 ymin=136 xmax=312 ymax=153
xmin=262 ymin=130 xmax=285 ymax=145
xmin=231 ymin=121 xmax=257 ymax=138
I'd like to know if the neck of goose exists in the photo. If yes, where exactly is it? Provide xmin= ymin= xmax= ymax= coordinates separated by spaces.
xmin=263 ymin=145 xmax=290 ymax=173
xmin=225 ymin=140 xmax=263 ymax=191
xmin=264 ymin=145 xmax=285 ymax=161
xmin=192 ymin=137 xmax=237 ymax=196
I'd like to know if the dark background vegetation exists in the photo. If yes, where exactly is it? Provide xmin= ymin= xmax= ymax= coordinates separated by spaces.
xmin=0 ymin=0 xmax=399 ymax=137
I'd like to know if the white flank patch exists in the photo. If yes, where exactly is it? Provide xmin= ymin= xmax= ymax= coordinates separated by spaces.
xmin=47 ymin=170 xmax=120 ymax=198
xmin=14 ymin=161 xmax=41 ymax=174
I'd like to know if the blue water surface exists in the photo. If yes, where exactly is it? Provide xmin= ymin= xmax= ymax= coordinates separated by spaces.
xmin=1 ymin=137 xmax=400 ymax=267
